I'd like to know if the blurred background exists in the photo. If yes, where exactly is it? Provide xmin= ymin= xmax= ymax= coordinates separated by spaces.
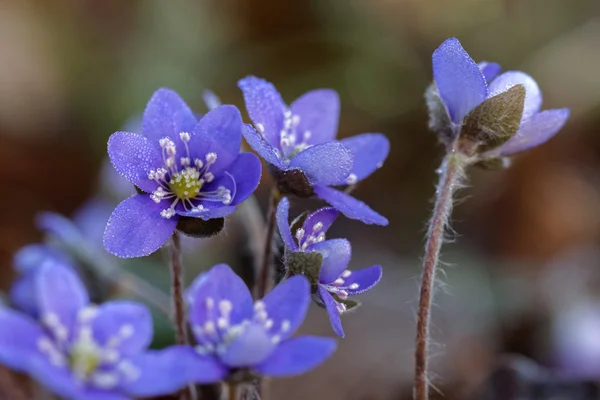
xmin=1 ymin=0 xmax=600 ymax=399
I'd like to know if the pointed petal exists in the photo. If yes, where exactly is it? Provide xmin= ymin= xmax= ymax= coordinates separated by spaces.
xmin=313 ymin=185 xmax=388 ymax=226
xmin=91 ymin=301 xmax=152 ymax=356
xmin=432 ymin=38 xmax=487 ymax=123
xmin=36 ymin=261 xmax=88 ymax=339
xmin=186 ymin=264 xmax=253 ymax=343
xmin=317 ymin=286 xmax=344 ymax=337
xmin=310 ymin=239 xmax=351 ymax=284
xmin=220 ymin=324 xmax=275 ymax=367
xmin=290 ymin=89 xmax=340 ymax=145
xmin=342 ymin=265 xmax=382 ymax=295
xmin=223 ymin=153 xmax=262 ymax=206
xmin=10 ymin=274 xmax=38 ymax=316
xmin=123 ymin=346 xmax=226 ymax=397
xmin=238 ymin=76 xmax=286 ymax=149
xmin=491 ymin=108 xmax=570 ymax=157
xmin=107 ymin=132 xmax=162 ymax=193
xmin=478 ymin=61 xmax=501 ymax=83
xmin=488 ymin=71 xmax=541 ymax=121
xmin=103 ymin=195 xmax=178 ymax=258
xmin=241 ymin=124 xmax=285 ymax=169
xmin=300 ymin=207 xmax=338 ymax=248
xmin=261 ymin=276 xmax=310 ymax=341
xmin=13 ymin=244 xmax=71 ymax=273
xmin=141 ymin=88 xmax=197 ymax=145
xmin=289 ymin=142 xmax=353 ymax=185
xmin=0 ymin=309 xmax=46 ymax=371
xmin=256 ymin=335 xmax=337 ymax=377
xmin=202 ymin=90 xmax=222 ymax=111
xmin=36 ymin=212 xmax=84 ymax=249
xmin=275 ymin=197 xmax=298 ymax=251
xmin=340 ymin=133 xmax=390 ymax=183
xmin=189 ymin=105 xmax=243 ymax=174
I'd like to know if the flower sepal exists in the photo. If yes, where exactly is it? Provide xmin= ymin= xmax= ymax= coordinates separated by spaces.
xmin=474 ymin=156 xmax=512 ymax=170
xmin=176 ymin=216 xmax=225 ymax=238
xmin=270 ymin=167 xmax=314 ymax=198
xmin=224 ymin=367 xmax=260 ymax=385
xmin=285 ymin=252 xmax=323 ymax=285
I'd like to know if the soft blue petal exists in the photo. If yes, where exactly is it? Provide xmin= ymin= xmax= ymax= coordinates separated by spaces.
xmin=289 ymin=141 xmax=353 ymax=185
xmin=29 ymin=357 xmax=80 ymax=399
xmin=13 ymin=244 xmax=71 ymax=273
xmin=123 ymin=346 xmax=226 ymax=397
xmin=202 ymin=90 xmax=222 ymax=111
xmin=432 ymin=38 xmax=487 ymax=123
xmin=91 ymin=301 xmax=152 ymax=356
xmin=255 ymin=335 xmax=337 ymax=377
xmin=188 ymin=105 xmax=243 ymax=175
xmin=311 ymin=239 xmax=351 ymax=284
xmin=103 ymin=194 xmax=178 ymax=258
xmin=107 ymin=132 xmax=162 ymax=193
xmin=0 ymin=309 xmax=47 ymax=371
xmin=275 ymin=197 xmax=298 ymax=251
xmin=241 ymin=124 xmax=285 ymax=169
xmin=220 ymin=324 xmax=275 ymax=367
xmin=224 ymin=153 xmax=262 ymax=206
xmin=490 ymin=108 xmax=570 ymax=157
xmin=36 ymin=212 xmax=84 ymax=249
xmin=341 ymin=265 xmax=382 ymax=296
xmin=313 ymin=185 xmax=388 ymax=226
xmin=339 ymin=133 xmax=389 ymax=183
xmin=36 ymin=261 xmax=88 ymax=339
xmin=487 ymin=71 xmax=542 ymax=121
xmin=187 ymin=264 xmax=253 ymax=344
xmin=478 ymin=61 xmax=501 ymax=82
xmin=10 ymin=274 xmax=38 ymax=316
xmin=176 ymin=205 xmax=237 ymax=220
xmin=238 ymin=76 xmax=286 ymax=149
xmin=290 ymin=89 xmax=340 ymax=145
xmin=141 ymin=88 xmax=197 ymax=145
xmin=300 ymin=207 xmax=338 ymax=248
xmin=72 ymin=198 xmax=114 ymax=249
xmin=317 ymin=287 xmax=344 ymax=338
xmin=261 ymin=276 xmax=310 ymax=341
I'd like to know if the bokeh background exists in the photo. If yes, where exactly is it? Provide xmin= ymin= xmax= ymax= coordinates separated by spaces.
xmin=2 ymin=0 xmax=600 ymax=399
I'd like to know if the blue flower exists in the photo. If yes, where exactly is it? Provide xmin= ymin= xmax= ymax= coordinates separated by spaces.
xmin=431 ymin=38 xmax=570 ymax=157
xmin=276 ymin=198 xmax=382 ymax=338
xmin=182 ymin=264 xmax=337 ymax=380
xmin=0 ymin=261 xmax=208 ymax=399
xmin=238 ymin=76 xmax=389 ymax=226
xmin=104 ymin=88 xmax=262 ymax=258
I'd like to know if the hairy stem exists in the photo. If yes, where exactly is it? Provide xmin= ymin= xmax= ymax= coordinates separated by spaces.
xmin=228 ymin=383 xmax=238 ymax=400
xmin=236 ymin=196 xmax=266 ymax=287
xmin=414 ymin=152 xmax=465 ymax=400
xmin=254 ymin=190 xmax=280 ymax=299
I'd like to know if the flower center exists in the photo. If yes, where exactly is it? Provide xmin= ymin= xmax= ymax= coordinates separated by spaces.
xmin=255 ymin=110 xmax=312 ymax=164
xmin=147 ymin=132 xmax=234 ymax=219
xmin=70 ymin=338 xmax=102 ymax=378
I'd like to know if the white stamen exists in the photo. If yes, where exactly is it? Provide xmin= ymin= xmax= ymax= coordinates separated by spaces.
xmin=346 ymin=173 xmax=358 ymax=185
xmin=117 ymin=360 xmax=141 ymax=381
xmin=281 ymin=320 xmax=291 ymax=332
xmin=303 ymin=131 xmax=312 ymax=140
xmin=103 ymin=349 xmax=120 ymax=363
xmin=284 ymin=110 xmax=292 ymax=119
xmin=91 ymin=372 xmax=119 ymax=389
xmin=204 ymin=321 xmax=215 ymax=334
xmin=264 ymin=319 xmax=274 ymax=330
xmin=338 ymin=290 xmax=348 ymax=299
xmin=255 ymin=310 xmax=268 ymax=322
xmin=179 ymin=132 xmax=191 ymax=142
xmin=271 ymin=335 xmax=281 ymax=344
xmin=194 ymin=158 xmax=204 ymax=169
xmin=160 ymin=208 xmax=176 ymax=219
xmin=206 ymin=297 xmax=215 ymax=309
xmin=349 ymin=283 xmax=359 ymax=290
xmin=217 ymin=317 xmax=228 ymax=329
xmin=119 ymin=324 xmax=134 ymax=338
xmin=180 ymin=157 xmax=191 ymax=166
xmin=255 ymin=123 xmax=265 ymax=134
xmin=291 ymin=114 xmax=301 ymax=126
xmin=254 ymin=301 xmax=265 ymax=311
xmin=166 ymin=157 xmax=175 ymax=168
xmin=313 ymin=222 xmax=323 ymax=232
xmin=295 ymin=228 xmax=305 ymax=241
xmin=341 ymin=270 xmax=352 ymax=278
xmin=166 ymin=143 xmax=177 ymax=157
xmin=204 ymin=172 xmax=214 ymax=182
xmin=219 ymin=299 xmax=233 ymax=316
xmin=78 ymin=306 xmax=98 ymax=322
xmin=333 ymin=278 xmax=345 ymax=286
xmin=206 ymin=152 xmax=218 ymax=164
xmin=159 ymin=138 xmax=170 ymax=148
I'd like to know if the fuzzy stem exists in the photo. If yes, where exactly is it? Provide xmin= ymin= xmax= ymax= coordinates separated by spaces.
xmin=228 ymin=383 xmax=238 ymax=400
xmin=254 ymin=190 xmax=280 ymax=299
xmin=414 ymin=152 xmax=465 ymax=400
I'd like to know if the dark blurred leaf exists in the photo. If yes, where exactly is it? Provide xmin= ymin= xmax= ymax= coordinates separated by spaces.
xmin=177 ymin=217 xmax=224 ymax=238
xmin=285 ymin=251 xmax=323 ymax=285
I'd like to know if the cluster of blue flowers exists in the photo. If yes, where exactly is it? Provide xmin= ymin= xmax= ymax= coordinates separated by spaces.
xmin=0 ymin=38 xmax=570 ymax=400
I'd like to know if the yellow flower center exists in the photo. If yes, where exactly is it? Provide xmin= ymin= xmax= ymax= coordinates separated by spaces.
xmin=169 ymin=167 xmax=204 ymax=200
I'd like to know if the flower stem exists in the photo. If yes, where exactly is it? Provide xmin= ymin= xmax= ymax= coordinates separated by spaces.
xmin=414 ymin=151 xmax=465 ymax=400
xmin=254 ymin=189 xmax=280 ymax=299
xmin=229 ymin=383 xmax=238 ymax=400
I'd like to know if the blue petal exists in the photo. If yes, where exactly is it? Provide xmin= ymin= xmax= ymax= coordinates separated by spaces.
xmin=478 ymin=61 xmax=501 ymax=82
xmin=310 ymin=239 xmax=351 ymax=284
xmin=432 ymin=38 xmax=487 ymax=123
xmin=487 ymin=71 xmax=542 ymax=121
xmin=72 ymin=198 xmax=114 ymax=249
xmin=202 ymin=90 xmax=222 ymax=111
xmin=91 ymin=301 xmax=152 ymax=356
xmin=107 ymin=132 xmax=162 ymax=193
xmin=123 ymin=346 xmax=226 ymax=397
xmin=223 ymin=153 xmax=262 ymax=206
xmin=261 ymin=276 xmax=310 ymax=341
xmin=10 ymin=274 xmax=38 ymax=316
xmin=186 ymin=264 xmax=253 ymax=344
xmin=188 ymin=105 xmax=243 ymax=175
xmin=317 ymin=286 xmax=345 ymax=338
xmin=176 ymin=206 xmax=237 ymax=220
xmin=220 ymin=324 xmax=275 ymax=367
xmin=36 ymin=212 xmax=84 ymax=249
xmin=255 ymin=335 xmax=337 ymax=377
xmin=275 ymin=197 xmax=298 ymax=251
xmin=490 ymin=108 xmax=570 ymax=157
xmin=341 ymin=265 xmax=382 ymax=296
xmin=241 ymin=124 xmax=285 ymax=169
xmin=300 ymin=206 xmax=338 ymax=248
xmin=13 ymin=244 xmax=71 ymax=273
xmin=339 ymin=133 xmax=389 ymax=183
xmin=36 ymin=261 xmax=88 ymax=340
xmin=238 ymin=76 xmax=286 ymax=149
xmin=289 ymin=141 xmax=353 ymax=185
xmin=141 ymin=88 xmax=197 ymax=145
xmin=313 ymin=185 xmax=388 ymax=226
xmin=290 ymin=89 xmax=340 ymax=145
xmin=103 ymin=194 xmax=178 ymax=258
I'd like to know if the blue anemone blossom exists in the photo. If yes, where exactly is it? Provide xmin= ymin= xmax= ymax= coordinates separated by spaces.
xmin=104 ymin=88 xmax=262 ymax=258
xmin=181 ymin=264 xmax=337 ymax=380
xmin=0 ymin=261 xmax=210 ymax=399
xmin=276 ymin=197 xmax=382 ymax=338
xmin=238 ymin=76 xmax=389 ymax=226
